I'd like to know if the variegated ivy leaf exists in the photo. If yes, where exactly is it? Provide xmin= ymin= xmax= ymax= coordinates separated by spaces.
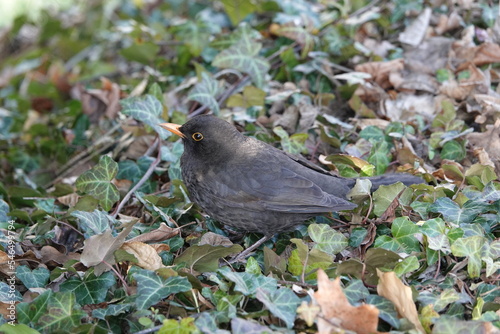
xmin=187 ymin=72 xmax=222 ymax=115
xmin=120 ymin=95 xmax=171 ymax=139
xmin=212 ymin=39 xmax=270 ymax=88
xmin=76 ymin=156 xmax=119 ymax=211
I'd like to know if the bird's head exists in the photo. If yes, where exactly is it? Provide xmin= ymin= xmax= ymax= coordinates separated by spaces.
xmin=159 ymin=115 xmax=245 ymax=162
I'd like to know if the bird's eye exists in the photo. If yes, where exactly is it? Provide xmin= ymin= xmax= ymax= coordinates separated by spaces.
xmin=192 ymin=132 xmax=204 ymax=141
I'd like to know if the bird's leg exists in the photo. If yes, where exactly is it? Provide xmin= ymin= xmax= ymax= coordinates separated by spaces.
xmin=228 ymin=234 xmax=272 ymax=264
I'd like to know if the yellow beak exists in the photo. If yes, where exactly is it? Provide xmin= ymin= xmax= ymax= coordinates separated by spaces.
xmin=159 ymin=123 xmax=185 ymax=138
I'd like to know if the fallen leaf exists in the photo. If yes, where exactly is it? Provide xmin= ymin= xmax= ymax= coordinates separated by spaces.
xmin=127 ymin=223 xmax=179 ymax=243
xmin=314 ymin=269 xmax=380 ymax=334
xmin=121 ymin=241 xmax=164 ymax=271
xmin=376 ymin=270 xmax=425 ymax=333
xmin=355 ymin=59 xmax=404 ymax=89
xmin=80 ymin=222 xmax=135 ymax=276
xmin=40 ymin=246 xmax=80 ymax=266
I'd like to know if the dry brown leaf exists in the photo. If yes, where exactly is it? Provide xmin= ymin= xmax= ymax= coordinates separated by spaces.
xmin=467 ymin=119 xmax=500 ymax=174
xmin=199 ymin=232 xmax=233 ymax=246
xmin=399 ymin=8 xmax=432 ymax=46
xmin=120 ymin=241 xmax=164 ymax=271
xmin=40 ymin=246 xmax=80 ymax=266
xmin=80 ymin=222 xmax=135 ymax=276
xmin=454 ymin=43 xmax=500 ymax=72
xmin=376 ymin=270 xmax=425 ymax=333
xmin=150 ymin=244 xmax=170 ymax=253
xmin=314 ymin=269 xmax=380 ymax=334
xmin=355 ymin=59 xmax=404 ymax=89
xmin=0 ymin=251 xmax=16 ymax=276
xmin=73 ymin=77 xmax=121 ymax=123
xmin=57 ymin=193 xmax=79 ymax=207
xmin=435 ymin=11 xmax=463 ymax=35
xmin=128 ymin=223 xmax=179 ymax=243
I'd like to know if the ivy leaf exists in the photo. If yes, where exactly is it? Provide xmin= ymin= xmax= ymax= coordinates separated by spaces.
xmin=173 ymin=244 xmax=243 ymax=272
xmin=451 ymin=236 xmax=485 ymax=278
xmin=219 ymin=267 xmax=277 ymax=297
xmin=256 ymin=287 xmax=301 ymax=328
xmin=120 ymin=42 xmax=159 ymax=64
xmin=17 ymin=290 xmax=52 ymax=326
xmin=92 ymin=304 xmax=133 ymax=320
xmin=187 ymin=72 xmax=222 ymax=115
xmin=308 ymin=224 xmax=348 ymax=255
xmin=368 ymin=140 xmax=390 ymax=175
xmin=429 ymin=197 xmax=489 ymax=225
xmin=288 ymin=239 xmax=333 ymax=279
xmin=273 ymin=126 xmax=308 ymax=154
xmin=71 ymin=209 xmax=117 ymax=237
xmin=365 ymin=295 xmax=400 ymax=329
xmin=38 ymin=292 xmax=86 ymax=333
xmin=16 ymin=265 xmax=50 ymax=289
xmin=270 ymin=22 xmax=315 ymax=58
xmin=172 ymin=19 xmax=215 ymax=56
xmin=120 ymin=95 xmax=171 ymax=139
xmin=75 ymin=156 xmax=119 ymax=211
xmin=441 ymin=140 xmax=466 ymax=161
xmin=374 ymin=217 xmax=420 ymax=253
xmin=221 ymin=0 xmax=259 ymax=25
xmin=393 ymin=255 xmax=420 ymax=276
xmin=212 ymin=39 xmax=270 ymax=88
xmin=133 ymin=269 xmax=192 ymax=309
xmin=372 ymin=182 xmax=406 ymax=217
xmin=59 ymin=271 xmax=116 ymax=305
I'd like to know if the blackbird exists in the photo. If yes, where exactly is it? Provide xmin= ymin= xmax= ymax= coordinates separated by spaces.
xmin=160 ymin=115 xmax=422 ymax=260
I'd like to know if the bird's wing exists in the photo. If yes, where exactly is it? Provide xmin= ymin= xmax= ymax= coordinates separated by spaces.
xmin=209 ymin=157 xmax=357 ymax=214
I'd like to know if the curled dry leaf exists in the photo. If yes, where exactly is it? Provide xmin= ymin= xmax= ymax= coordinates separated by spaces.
xmin=127 ymin=223 xmax=179 ymax=243
xmin=467 ymin=119 xmax=500 ymax=174
xmin=376 ymin=270 xmax=425 ymax=333
xmin=80 ymin=222 xmax=135 ymax=276
xmin=40 ymin=245 xmax=80 ymax=266
xmin=120 ymin=241 xmax=164 ymax=271
xmin=355 ymin=59 xmax=404 ymax=90
xmin=314 ymin=269 xmax=380 ymax=334
xmin=57 ymin=193 xmax=79 ymax=207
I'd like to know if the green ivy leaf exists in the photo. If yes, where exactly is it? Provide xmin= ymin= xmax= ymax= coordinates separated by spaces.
xmin=368 ymin=140 xmax=390 ymax=175
xmin=17 ymin=290 xmax=52 ymax=326
xmin=221 ymin=0 xmax=259 ymax=25
xmin=38 ymin=292 xmax=86 ymax=333
xmin=120 ymin=95 xmax=171 ymax=139
xmin=365 ymin=295 xmax=400 ymax=329
xmin=308 ymin=224 xmax=348 ymax=255
xmin=59 ymin=271 xmax=116 ymax=305
xmin=450 ymin=236 xmax=485 ymax=278
xmin=393 ymin=255 xmax=419 ymax=276
xmin=75 ymin=156 xmax=119 ymax=211
xmin=187 ymin=72 xmax=222 ymax=115
xmin=219 ymin=267 xmax=277 ymax=296
xmin=173 ymin=244 xmax=243 ymax=272
xmin=92 ymin=304 xmax=133 ymax=320
xmin=288 ymin=239 xmax=332 ymax=279
xmin=212 ymin=39 xmax=270 ymax=88
xmin=273 ymin=126 xmax=308 ymax=154
xmin=372 ymin=182 xmax=406 ymax=217
xmin=256 ymin=287 xmax=301 ymax=328
xmin=429 ymin=198 xmax=489 ymax=225
xmin=441 ymin=140 xmax=466 ymax=161
xmin=158 ymin=317 xmax=198 ymax=334
xmin=172 ymin=20 xmax=215 ymax=56
xmin=374 ymin=217 xmax=420 ymax=253
xmin=120 ymin=42 xmax=159 ymax=64
xmin=134 ymin=269 xmax=192 ymax=309
xmin=71 ymin=209 xmax=116 ymax=237
xmin=16 ymin=265 xmax=50 ymax=289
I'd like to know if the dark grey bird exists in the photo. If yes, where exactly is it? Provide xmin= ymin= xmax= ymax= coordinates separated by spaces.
xmin=160 ymin=115 xmax=422 ymax=261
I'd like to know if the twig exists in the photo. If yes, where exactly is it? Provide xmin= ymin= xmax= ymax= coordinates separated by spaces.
xmin=111 ymin=137 xmax=161 ymax=218
xmin=133 ymin=325 xmax=163 ymax=334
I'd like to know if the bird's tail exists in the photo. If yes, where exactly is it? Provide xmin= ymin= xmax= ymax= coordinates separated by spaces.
xmin=365 ymin=173 xmax=423 ymax=191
